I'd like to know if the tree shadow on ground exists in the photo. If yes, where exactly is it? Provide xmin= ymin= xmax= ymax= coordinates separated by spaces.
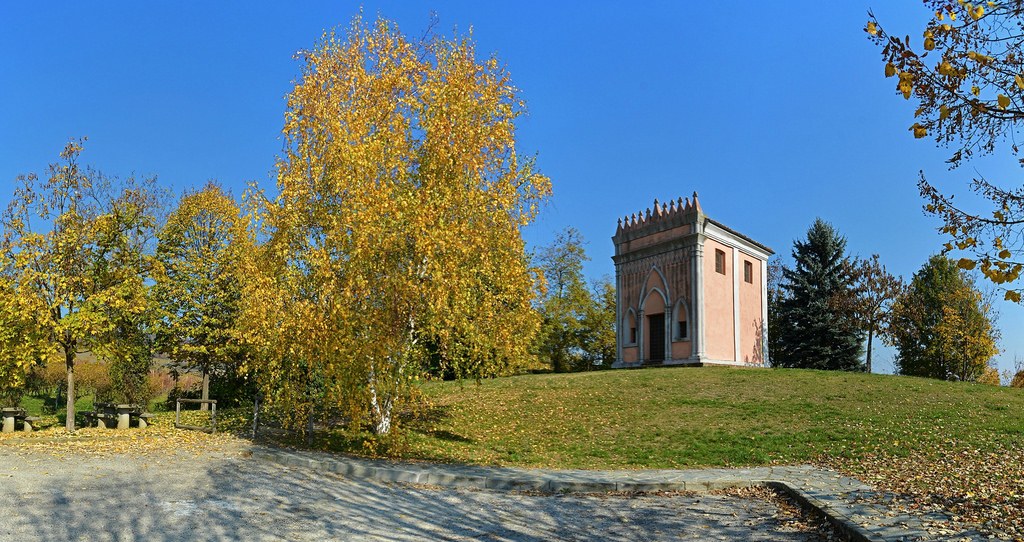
xmin=0 ymin=445 xmax=820 ymax=541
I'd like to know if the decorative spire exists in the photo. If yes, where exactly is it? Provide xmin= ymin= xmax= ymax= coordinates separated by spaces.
xmin=652 ymin=199 xmax=662 ymax=217
xmin=692 ymin=191 xmax=701 ymax=212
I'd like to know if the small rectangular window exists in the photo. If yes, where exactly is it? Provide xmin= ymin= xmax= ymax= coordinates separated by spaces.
xmin=715 ymin=249 xmax=726 ymax=275
xmin=744 ymin=260 xmax=753 ymax=283
xmin=678 ymin=320 xmax=688 ymax=340
xmin=629 ymin=327 xmax=637 ymax=344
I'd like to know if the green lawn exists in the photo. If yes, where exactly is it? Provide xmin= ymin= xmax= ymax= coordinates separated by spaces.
xmin=371 ymin=366 xmax=1021 ymax=535
xmin=374 ymin=367 xmax=1023 ymax=471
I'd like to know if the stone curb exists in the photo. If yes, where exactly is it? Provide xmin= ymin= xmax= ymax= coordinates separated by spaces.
xmin=250 ymin=448 xmax=889 ymax=541
xmin=764 ymin=481 xmax=885 ymax=542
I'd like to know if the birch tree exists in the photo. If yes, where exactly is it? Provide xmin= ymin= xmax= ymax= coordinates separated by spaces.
xmin=240 ymin=15 xmax=550 ymax=435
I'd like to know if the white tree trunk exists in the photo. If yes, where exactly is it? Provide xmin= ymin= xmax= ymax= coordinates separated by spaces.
xmin=367 ymin=316 xmax=417 ymax=436
xmin=368 ymin=370 xmax=393 ymax=435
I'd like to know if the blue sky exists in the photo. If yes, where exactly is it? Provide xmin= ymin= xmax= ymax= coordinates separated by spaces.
xmin=1 ymin=1 xmax=1020 ymax=376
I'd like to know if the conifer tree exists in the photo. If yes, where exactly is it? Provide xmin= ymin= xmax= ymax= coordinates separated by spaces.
xmin=777 ymin=219 xmax=863 ymax=371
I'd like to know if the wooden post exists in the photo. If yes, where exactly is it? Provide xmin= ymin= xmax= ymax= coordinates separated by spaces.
xmin=252 ymin=395 xmax=260 ymax=440
xmin=307 ymin=408 xmax=314 ymax=446
xmin=175 ymin=398 xmax=217 ymax=433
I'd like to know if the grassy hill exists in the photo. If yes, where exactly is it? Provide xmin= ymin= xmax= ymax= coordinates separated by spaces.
xmin=394 ymin=366 xmax=1022 ymax=469
xmin=383 ymin=366 xmax=1021 ymax=535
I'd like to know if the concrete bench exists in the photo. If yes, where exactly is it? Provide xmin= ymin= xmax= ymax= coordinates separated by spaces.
xmin=1 ymin=408 xmax=39 ymax=432
xmin=22 ymin=416 xmax=41 ymax=432
xmin=84 ymin=407 xmax=153 ymax=429
xmin=82 ymin=411 xmax=118 ymax=429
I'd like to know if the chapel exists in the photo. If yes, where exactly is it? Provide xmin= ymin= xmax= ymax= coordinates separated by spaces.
xmin=612 ymin=194 xmax=773 ymax=368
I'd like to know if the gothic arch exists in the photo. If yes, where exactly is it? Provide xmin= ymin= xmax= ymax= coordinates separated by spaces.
xmin=641 ymin=266 xmax=670 ymax=305
xmin=623 ymin=308 xmax=638 ymax=345
xmin=640 ymin=287 xmax=668 ymax=313
xmin=672 ymin=297 xmax=690 ymax=340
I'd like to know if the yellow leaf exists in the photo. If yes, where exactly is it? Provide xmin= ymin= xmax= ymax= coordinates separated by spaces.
xmin=924 ymin=37 xmax=936 ymax=50
xmin=958 ymin=258 xmax=977 ymax=270
xmin=1015 ymin=74 xmax=1024 ymax=90
xmin=910 ymin=123 xmax=928 ymax=138
xmin=899 ymin=73 xmax=914 ymax=99
xmin=885 ymin=63 xmax=896 ymax=77
xmin=998 ymin=94 xmax=1011 ymax=109
xmin=940 ymin=104 xmax=949 ymax=119
xmin=1005 ymin=290 xmax=1021 ymax=303
xmin=972 ymin=85 xmax=981 ymax=96
xmin=999 ymin=249 xmax=1012 ymax=259
xmin=866 ymin=22 xmax=878 ymax=35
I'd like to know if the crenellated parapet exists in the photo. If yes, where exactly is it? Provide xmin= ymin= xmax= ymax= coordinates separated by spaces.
xmin=613 ymin=192 xmax=703 ymax=245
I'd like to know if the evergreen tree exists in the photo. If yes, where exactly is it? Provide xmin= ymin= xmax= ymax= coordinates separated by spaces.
xmin=777 ymin=219 xmax=863 ymax=371
xmin=765 ymin=257 xmax=787 ymax=367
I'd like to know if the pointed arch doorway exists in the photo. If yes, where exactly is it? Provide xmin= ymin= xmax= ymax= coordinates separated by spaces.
xmin=647 ymin=313 xmax=665 ymax=362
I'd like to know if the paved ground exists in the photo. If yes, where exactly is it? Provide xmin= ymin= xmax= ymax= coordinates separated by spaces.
xmin=0 ymin=442 xmax=993 ymax=541
xmin=0 ymin=445 xmax=833 ymax=541
xmin=253 ymin=448 xmax=993 ymax=542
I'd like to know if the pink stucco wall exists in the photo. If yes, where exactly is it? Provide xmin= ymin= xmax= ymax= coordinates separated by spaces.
xmin=738 ymin=252 xmax=764 ymax=365
xmin=671 ymin=339 xmax=691 ymax=359
xmin=702 ymin=238 xmax=735 ymax=361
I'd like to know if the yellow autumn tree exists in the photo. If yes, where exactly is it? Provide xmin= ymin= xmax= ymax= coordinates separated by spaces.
xmin=0 ymin=255 xmax=50 ymax=406
xmin=978 ymin=366 xmax=1001 ymax=386
xmin=2 ymin=139 xmax=162 ymax=430
xmin=154 ymin=181 xmax=252 ymax=408
xmin=930 ymin=278 xmax=1000 ymax=382
xmin=890 ymin=255 xmax=999 ymax=382
xmin=239 ymin=15 xmax=550 ymax=435
xmin=868 ymin=2 xmax=1024 ymax=301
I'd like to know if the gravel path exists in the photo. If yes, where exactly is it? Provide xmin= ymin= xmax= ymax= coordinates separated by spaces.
xmin=0 ymin=445 xmax=832 ymax=541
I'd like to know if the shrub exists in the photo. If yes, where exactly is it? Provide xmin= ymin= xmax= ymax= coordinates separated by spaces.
xmin=979 ymin=367 xmax=1002 ymax=386
xmin=0 ymin=387 xmax=24 ymax=408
